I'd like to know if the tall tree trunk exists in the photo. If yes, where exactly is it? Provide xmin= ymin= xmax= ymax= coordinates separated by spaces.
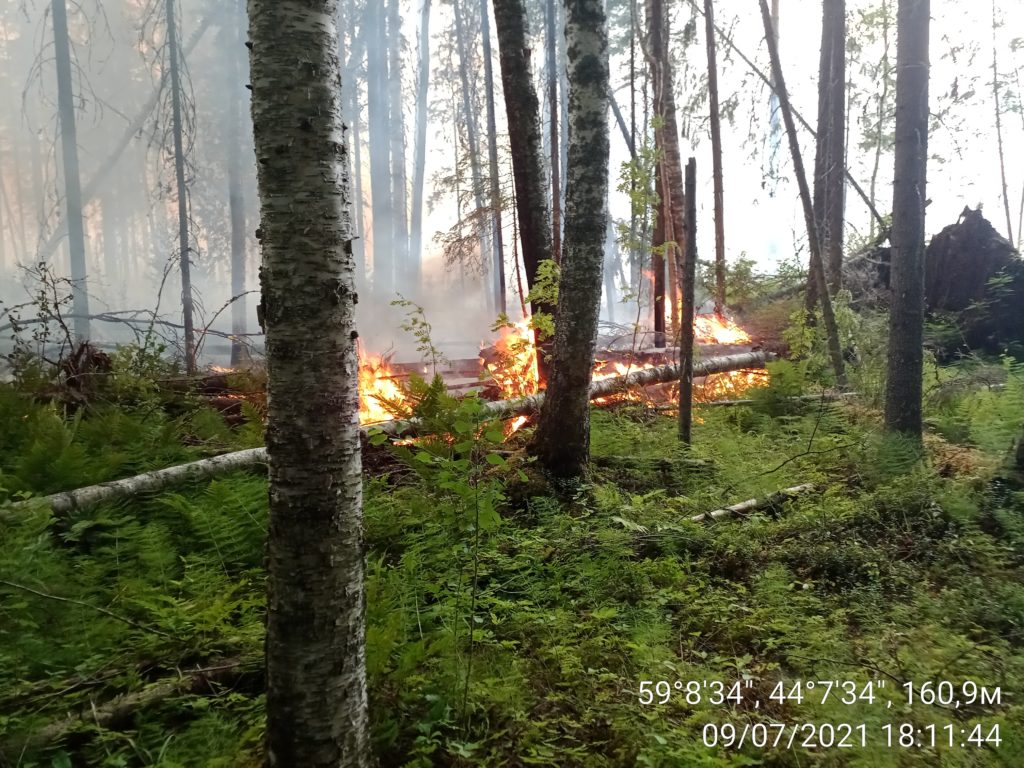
xmin=884 ymin=0 xmax=930 ymax=438
xmin=991 ymin=0 xmax=1013 ymax=248
xmin=531 ymin=0 xmax=609 ymax=478
xmin=346 ymin=0 xmax=367 ymax=288
xmin=678 ymin=157 xmax=697 ymax=443
xmin=480 ymin=0 xmax=506 ymax=313
xmin=247 ymin=0 xmax=369 ymax=765
xmin=645 ymin=0 xmax=685 ymax=345
xmin=604 ymin=210 xmax=617 ymax=323
xmin=703 ymin=0 xmax=727 ymax=315
xmin=545 ymin=0 xmax=561 ymax=264
xmin=557 ymin=0 xmax=569 ymax=212
xmin=452 ymin=0 xmax=492 ymax=309
xmin=807 ymin=0 xmax=847 ymax=309
xmin=759 ymin=0 xmax=847 ymax=388
xmin=35 ymin=15 xmax=216 ymax=266
xmin=51 ymin=0 xmax=91 ymax=341
xmin=387 ymin=0 xmax=410 ymax=289
xmin=166 ymin=0 xmax=196 ymax=372
xmin=409 ymin=0 xmax=432 ymax=285
xmin=868 ymin=0 xmax=892 ymax=240
xmin=492 ymin=0 xmax=554 ymax=381
xmin=367 ymin=0 xmax=394 ymax=296
xmin=226 ymin=1 xmax=249 ymax=366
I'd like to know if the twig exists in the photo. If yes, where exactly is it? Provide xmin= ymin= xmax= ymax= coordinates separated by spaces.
xmin=0 ymin=580 xmax=172 ymax=639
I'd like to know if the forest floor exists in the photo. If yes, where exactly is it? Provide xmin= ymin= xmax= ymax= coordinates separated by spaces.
xmin=2 ymin=357 xmax=1024 ymax=767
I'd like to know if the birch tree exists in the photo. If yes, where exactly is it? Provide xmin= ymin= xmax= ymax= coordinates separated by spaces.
xmin=531 ymin=0 xmax=609 ymax=478
xmin=884 ymin=0 xmax=930 ymax=439
xmin=246 ymin=0 xmax=369 ymax=764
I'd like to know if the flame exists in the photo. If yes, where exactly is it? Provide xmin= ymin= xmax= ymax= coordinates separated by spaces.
xmin=210 ymin=365 xmax=234 ymax=374
xmin=358 ymin=350 xmax=409 ymax=424
xmin=505 ymin=415 xmax=529 ymax=436
xmin=486 ymin=319 xmax=540 ymax=398
xmin=696 ymin=369 xmax=769 ymax=401
xmin=694 ymin=313 xmax=751 ymax=345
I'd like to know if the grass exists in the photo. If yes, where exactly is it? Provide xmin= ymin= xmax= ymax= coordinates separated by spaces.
xmin=1 ymin=368 xmax=1024 ymax=767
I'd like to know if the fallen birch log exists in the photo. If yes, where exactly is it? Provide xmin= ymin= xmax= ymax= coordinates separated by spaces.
xmin=8 ymin=352 xmax=772 ymax=516
xmin=688 ymin=483 xmax=816 ymax=523
xmin=3 ymin=659 xmax=258 ymax=755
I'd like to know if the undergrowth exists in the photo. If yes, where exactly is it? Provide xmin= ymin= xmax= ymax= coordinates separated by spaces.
xmin=1 ymin=357 xmax=1024 ymax=766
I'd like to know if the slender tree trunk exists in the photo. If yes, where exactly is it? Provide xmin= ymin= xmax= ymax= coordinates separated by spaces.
xmin=759 ymin=0 xmax=847 ymax=388
xmin=387 ymin=0 xmax=410 ymax=289
xmin=678 ymin=157 xmax=697 ymax=443
xmin=884 ymin=0 xmax=930 ymax=439
xmin=868 ymin=0 xmax=892 ymax=240
xmin=166 ymin=0 xmax=196 ymax=372
xmin=480 ymin=0 xmax=506 ymax=313
xmin=557 ymin=0 xmax=569 ymax=210
xmin=991 ymin=0 xmax=1013 ymax=248
xmin=452 ymin=0 xmax=492 ymax=308
xmin=51 ymin=0 xmax=90 ymax=341
xmin=531 ymin=0 xmax=609 ymax=478
xmin=367 ymin=0 xmax=393 ymax=296
xmin=409 ymin=0 xmax=432 ymax=285
xmin=807 ymin=0 xmax=847 ymax=309
xmin=492 ymin=0 xmax=554 ymax=381
xmin=247 ymin=0 xmax=369 ymax=764
xmin=36 ymin=14 xmax=215 ymax=267
xmin=704 ymin=0 xmax=727 ymax=316
xmin=226 ymin=2 xmax=249 ymax=366
xmin=645 ymin=0 xmax=684 ymax=345
xmin=546 ymin=0 xmax=561 ymax=263
xmin=604 ymin=210 xmax=617 ymax=323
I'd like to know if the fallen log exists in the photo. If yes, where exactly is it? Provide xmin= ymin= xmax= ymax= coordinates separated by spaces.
xmin=688 ymin=483 xmax=816 ymax=523
xmin=2 ymin=659 xmax=259 ymax=756
xmin=6 ymin=352 xmax=772 ymax=516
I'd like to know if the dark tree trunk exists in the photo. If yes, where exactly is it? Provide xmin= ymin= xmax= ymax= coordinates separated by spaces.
xmin=546 ymin=0 xmax=561 ymax=264
xmin=367 ymin=0 xmax=394 ymax=296
xmin=51 ymin=0 xmax=91 ymax=341
xmin=480 ymin=0 xmax=506 ymax=312
xmin=678 ymin=158 xmax=697 ymax=443
xmin=247 ymin=0 xmax=369 ymax=764
xmin=531 ymin=0 xmax=609 ymax=478
xmin=807 ymin=0 xmax=847 ymax=309
xmin=884 ymin=0 xmax=930 ymax=438
xmin=703 ymin=0 xmax=727 ymax=315
xmin=645 ymin=0 xmax=685 ymax=345
xmin=409 ymin=0 xmax=432 ymax=285
xmin=492 ymin=0 xmax=555 ymax=381
xmin=166 ymin=0 xmax=196 ymax=372
xmin=759 ymin=0 xmax=847 ymax=388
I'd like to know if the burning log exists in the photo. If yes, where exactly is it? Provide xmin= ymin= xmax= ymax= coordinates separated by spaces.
xmin=6 ymin=352 xmax=773 ymax=515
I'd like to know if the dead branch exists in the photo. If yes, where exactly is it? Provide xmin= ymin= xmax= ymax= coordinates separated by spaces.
xmin=5 ymin=352 xmax=773 ymax=515
xmin=3 ymin=659 xmax=258 ymax=755
xmin=688 ymin=483 xmax=816 ymax=523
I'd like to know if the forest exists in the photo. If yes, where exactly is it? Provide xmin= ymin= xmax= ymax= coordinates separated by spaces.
xmin=2 ymin=0 xmax=1024 ymax=765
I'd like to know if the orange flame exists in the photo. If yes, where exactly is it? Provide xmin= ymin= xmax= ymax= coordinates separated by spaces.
xmin=694 ymin=313 xmax=751 ymax=345
xmin=358 ymin=350 xmax=409 ymax=424
xmin=486 ymin=319 xmax=540 ymax=398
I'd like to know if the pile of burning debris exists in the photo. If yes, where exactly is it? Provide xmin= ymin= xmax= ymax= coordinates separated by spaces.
xmin=357 ymin=313 xmax=768 ymax=427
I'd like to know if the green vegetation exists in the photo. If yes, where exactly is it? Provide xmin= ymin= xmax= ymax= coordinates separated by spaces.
xmin=2 ymin=345 xmax=1024 ymax=766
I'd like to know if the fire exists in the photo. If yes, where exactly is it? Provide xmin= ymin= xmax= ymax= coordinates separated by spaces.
xmin=697 ymin=369 xmax=769 ymax=401
xmin=358 ymin=350 xmax=408 ymax=424
xmin=486 ymin=319 xmax=540 ymax=398
xmin=694 ymin=313 xmax=751 ymax=345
